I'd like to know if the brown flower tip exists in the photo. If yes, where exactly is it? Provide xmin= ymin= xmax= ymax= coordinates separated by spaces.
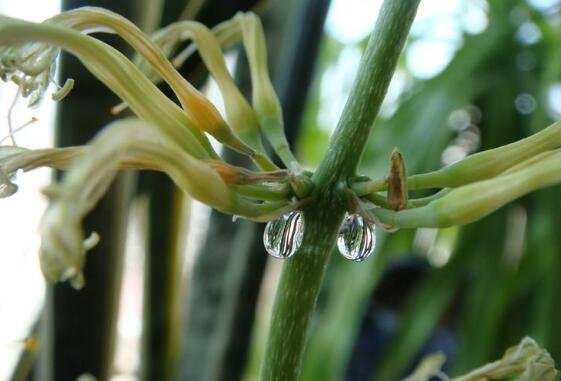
xmin=387 ymin=148 xmax=408 ymax=211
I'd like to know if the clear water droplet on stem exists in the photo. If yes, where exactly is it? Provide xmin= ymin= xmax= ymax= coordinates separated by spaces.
xmin=263 ymin=211 xmax=304 ymax=259
xmin=337 ymin=214 xmax=376 ymax=262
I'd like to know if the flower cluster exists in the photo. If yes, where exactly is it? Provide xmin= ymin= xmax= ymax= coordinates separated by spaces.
xmin=0 ymin=8 xmax=307 ymax=288
xmin=3 ymin=7 xmax=561 ymax=290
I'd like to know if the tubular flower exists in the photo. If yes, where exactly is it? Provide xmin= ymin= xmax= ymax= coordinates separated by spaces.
xmin=0 ymin=9 xmax=303 ymax=288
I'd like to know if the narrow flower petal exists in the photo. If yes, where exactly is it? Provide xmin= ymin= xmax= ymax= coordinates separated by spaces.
xmin=152 ymin=21 xmax=264 ymax=152
xmin=236 ymin=12 xmax=301 ymax=171
xmin=44 ymin=7 xmax=260 ymax=158
xmin=0 ymin=15 xmax=215 ymax=159
xmin=124 ymin=11 xmax=292 ymax=170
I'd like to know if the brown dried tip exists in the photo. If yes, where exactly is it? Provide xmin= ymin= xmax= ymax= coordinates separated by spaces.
xmin=387 ymin=148 xmax=408 ymax=211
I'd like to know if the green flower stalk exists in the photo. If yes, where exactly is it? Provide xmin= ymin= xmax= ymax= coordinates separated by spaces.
xmin=261 ymin=1 xmax=422 ymax=379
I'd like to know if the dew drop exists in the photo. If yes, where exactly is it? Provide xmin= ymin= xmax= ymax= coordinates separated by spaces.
xmin=263 ymin=211 xmax=304 ymax=259
xmin=337 ymin=214 xmax=376 ymax=262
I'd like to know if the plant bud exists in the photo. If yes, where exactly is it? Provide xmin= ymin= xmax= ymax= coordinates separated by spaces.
xmin=387 ymin=148 xmax=408 ymax=211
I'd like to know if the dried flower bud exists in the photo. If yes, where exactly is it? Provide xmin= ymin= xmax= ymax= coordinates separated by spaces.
xmin=387 ymin=148 xmax=408 ymax=211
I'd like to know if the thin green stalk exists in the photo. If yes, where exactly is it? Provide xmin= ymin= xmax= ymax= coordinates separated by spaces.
xmin=354 ymin=119 xmax=561 ymax=194
xmin=406 ymin=188 xmax=450 ymax=207
xmin=260 ymin=1 xmax=420 ymax=379
xmin=370 ymin=152 xmax=561 ymax=229
xmin=231 ymin=184 xmax=291 ymax=201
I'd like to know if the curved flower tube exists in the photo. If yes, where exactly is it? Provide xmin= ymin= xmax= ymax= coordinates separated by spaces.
xmin=353 ymin=119 xmax=561 ymax=194
xmin=43 ymin=7 xmax=266 ymax=161
xmin=369 ymin=150 xmax=561 ymax=228
xmin=26 ymin=118 xmax=298 ymax=288
xmin=0 ymin=15 xmax=214 ymax=159
xmin=150 ymin=21 xmax=266 ymax=154
xmin=122 ymin=11 xmax=301 ymax=171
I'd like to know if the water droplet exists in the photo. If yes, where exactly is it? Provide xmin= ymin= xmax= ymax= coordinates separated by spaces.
xmin=263 ymin=211 xmax=304 ymax=259
xmin=337 ymin=214 xmax=376 ymax=262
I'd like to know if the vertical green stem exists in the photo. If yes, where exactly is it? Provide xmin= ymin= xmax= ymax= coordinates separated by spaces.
xmin=260 ymin=1 xmax=421 ymax=380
